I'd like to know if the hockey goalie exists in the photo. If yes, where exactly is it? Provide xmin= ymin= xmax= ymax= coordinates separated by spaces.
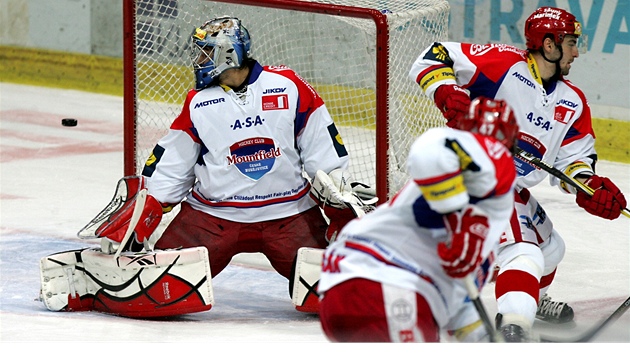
xmin=39 ymin=176 xmax=214 ymax=318
xmin=39 ymin=16 xmax=378 ymax=318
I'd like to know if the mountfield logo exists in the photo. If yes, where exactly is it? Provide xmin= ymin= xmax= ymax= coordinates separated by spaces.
xmin=228 ymin=137 xmax=281 ymax=180
xmin=194 ymin=97 xmax=225 ymax=109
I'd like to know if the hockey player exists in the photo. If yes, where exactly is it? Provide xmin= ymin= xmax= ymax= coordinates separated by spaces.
xmin=40 ymin=16 xmax=374 ymax=317
xmin=140 ymin=16 xmax=376 ymax=313
xmin=409 ymin=6 xmax=627 ymax=341
xmin=318 ymin=97 xmax=519 ymax=342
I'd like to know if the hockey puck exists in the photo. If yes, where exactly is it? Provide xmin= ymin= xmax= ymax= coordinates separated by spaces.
xmin=61 ymin=118 xmax=77 ymax=127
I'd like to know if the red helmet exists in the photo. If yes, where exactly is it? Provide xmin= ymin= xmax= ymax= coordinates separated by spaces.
xmin=458 ymin=97 xmax=519 ymax=150
xmin=525 ymin=7 xmax=582 ymax=50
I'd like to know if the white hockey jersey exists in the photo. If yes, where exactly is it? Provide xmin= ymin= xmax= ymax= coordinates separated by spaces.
xmin=409 ymin=42 xmax=597 ymax=190
xmin=318 ymin=127 xmax=516 ymax=327
xmin=142 ymin=62 xmax=349 ymax=222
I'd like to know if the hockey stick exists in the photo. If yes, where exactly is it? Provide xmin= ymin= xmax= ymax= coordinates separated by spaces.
xmin=113 ymin=188 xmax=147 ymax=258
xmin=463 ymin=275 xmax=503 ymax=343
xmin=540 ymin=296 xmax=630 ymax=342
xmin=514 ymin=147 xmax=630 ymax=218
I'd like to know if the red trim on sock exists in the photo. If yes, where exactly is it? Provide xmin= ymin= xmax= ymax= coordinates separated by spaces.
xmin=539 ymin=268 xmax=556 ymax=289
xmin=495 ymin=269 xmax=540 ymax=303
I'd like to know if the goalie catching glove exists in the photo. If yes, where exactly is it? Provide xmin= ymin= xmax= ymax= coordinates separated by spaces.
xmin=78 ymin=176 xmax=164 ymax=253
xmin=576 ymin=175 xmax=627 ymax=220
xmin=310 ymin=169 xmax=378 ymax=242
xmin=438 ymin=205 xmax=489 ymax=278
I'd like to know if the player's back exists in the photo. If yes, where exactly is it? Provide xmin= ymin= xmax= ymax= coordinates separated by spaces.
xmin=336 ymin=127 xmax=514 ymax=275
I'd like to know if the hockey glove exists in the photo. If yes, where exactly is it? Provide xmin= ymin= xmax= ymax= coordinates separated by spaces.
xmin=95 ymin=193 xmax=163 ymax=244
xmin=310 ymin=169 xmax=378 ymax=242
xmin=433 ymin=84 xmax=471 ymax=128
xmin=437 ymin=205 xmax=489 ymax=278
xmin=79 ymin=176 xmax=163 ymax=251
xmin=576 ymin=175 xmax=627 ymax=220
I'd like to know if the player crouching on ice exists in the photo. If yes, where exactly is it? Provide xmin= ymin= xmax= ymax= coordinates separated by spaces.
xmin=318 ymin=97 xmax=520 ymax=342
xmin=38 ymin=16 xmax=376 ymax=318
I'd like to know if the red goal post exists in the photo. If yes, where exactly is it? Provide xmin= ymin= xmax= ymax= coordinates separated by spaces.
xmin=123 ymin=0 xmax=449 ymax=201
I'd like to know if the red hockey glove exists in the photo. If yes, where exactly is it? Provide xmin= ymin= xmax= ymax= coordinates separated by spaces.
xmin=433 ymin=84 xmax=471 ymax=128
xmin=576 ymin=175 xmax=627 ymax=220
xmin=96 ymin=193 xmax=163 ymax=243
xmin=84 ymin=176 xmax=163 ymax=245
xmin=437 ymin=205 xmax=489 ymax=278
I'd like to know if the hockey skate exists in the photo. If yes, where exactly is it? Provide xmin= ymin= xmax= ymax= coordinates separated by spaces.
xmin=536 ymin=294 xmax=574 ymax=324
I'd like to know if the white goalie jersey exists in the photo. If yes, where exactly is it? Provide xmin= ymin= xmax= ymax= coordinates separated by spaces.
xmin=142 ymin=61 xmax=350 ymax=223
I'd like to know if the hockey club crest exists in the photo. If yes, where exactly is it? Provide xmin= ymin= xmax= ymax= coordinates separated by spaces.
xmin=513 ymin=133 xmax=546 ymax=177
xmin=227 ymin=137 xmax=281 ymax=180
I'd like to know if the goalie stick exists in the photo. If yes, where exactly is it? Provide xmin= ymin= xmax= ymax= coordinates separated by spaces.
xmin=540 ymin=295 xmax=630 ymax=342
xmin=463 ymin=275 xmax=503 ymax=343
xmin=514 ymin=147 xmax=630 ymax=218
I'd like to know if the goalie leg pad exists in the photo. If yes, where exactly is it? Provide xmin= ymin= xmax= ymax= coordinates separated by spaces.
xmin=291 ymin=247 xmax=324 ymax=313
xmin=40 ymin=247 xmax=214 ymax=318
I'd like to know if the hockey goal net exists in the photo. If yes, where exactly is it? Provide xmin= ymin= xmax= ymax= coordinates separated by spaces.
xmin=123 ymin=0 xmax=449 ymax=203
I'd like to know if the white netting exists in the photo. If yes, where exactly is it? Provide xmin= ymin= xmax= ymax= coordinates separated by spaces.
xmin=130 ymin=0 xmax=449 ymax=204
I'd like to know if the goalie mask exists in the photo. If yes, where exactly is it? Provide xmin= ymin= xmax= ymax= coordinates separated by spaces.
xmin=190 ymin=16 xmax=251 ymax=90
xmin=459 ymin=97 xmax=519 ymax=151
xmin=525 ymin=7 xmax=586 ymax=53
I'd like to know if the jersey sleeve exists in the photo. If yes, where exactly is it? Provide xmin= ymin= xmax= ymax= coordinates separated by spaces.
xmin=409 ymin=42 xmax=461 ymax=100
xmin=141 ymin=90 xmax=201 ymax=205
xmin=271 ymin=67 xmax=350 ymax=177
xmin=409 ymin=42 xmax=526 ymax=101
xmin=552 ymin=81 xmax=598 ymax=191
xmin=407 ymin=128 xmax=515 ymax=214
xmin=406 ymin=129 xmax=469 ymax=214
